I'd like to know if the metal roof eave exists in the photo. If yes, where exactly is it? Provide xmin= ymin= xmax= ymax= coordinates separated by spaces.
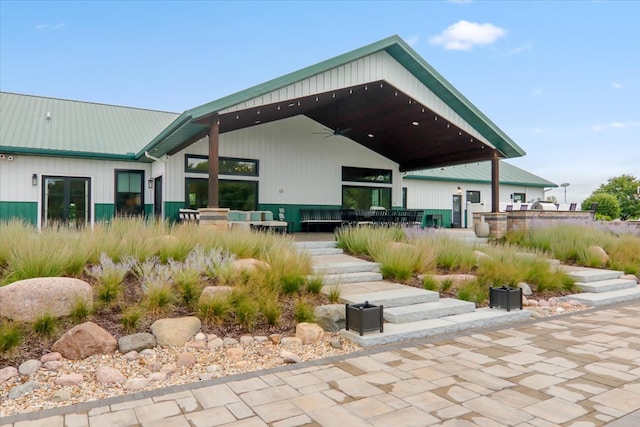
xmin=404 ymin=175 xmax=557 ymax=188
xmin=145 ymin=35 xmax=525 ymax=161
xmin=0 ymin=146 xmax=142 ymax=162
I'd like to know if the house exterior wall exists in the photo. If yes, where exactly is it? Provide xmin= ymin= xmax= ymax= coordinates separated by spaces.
xmin=0 ymin=154 xmax=152 ymax=227
xmin=403 ymin=178 xmax=546 ymax=228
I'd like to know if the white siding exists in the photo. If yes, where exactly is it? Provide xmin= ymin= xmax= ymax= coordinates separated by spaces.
xmin=222 ymin=51 xmax=491 ymax=147
xmin=165 ymin=115 xmax=402 ymax=206
xmin=403 ymin=178 xmax=546 ymax=227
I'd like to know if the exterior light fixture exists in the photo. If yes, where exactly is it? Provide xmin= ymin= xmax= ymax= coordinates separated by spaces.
xmin=148 ymin=178 xmax=154 ymax=189
xmin=412 ymin=121 xmax=419 ymax=126
xmin=367 ymin=133 xmax=374 ymax=138
xmin=32 ymin=173 xmax=38 ymax=186
xmin=456 ymin=186 xmax=462 ymax=195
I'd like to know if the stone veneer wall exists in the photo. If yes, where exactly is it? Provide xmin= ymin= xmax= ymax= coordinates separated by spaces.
xmin=198 ymin=207 xmax=230 ymax=231
xmin=474 ymin=211 xmax=594 ymax=238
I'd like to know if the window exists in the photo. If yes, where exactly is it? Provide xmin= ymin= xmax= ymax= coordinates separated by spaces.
xmin=512 ymin=193 xmax=526 ymax=203
xmin=342 ymin=186 xmax=391 ymax=210
xmin=42 ymin=176 xmax=91 ymax=227
xmin=402 ymin=187 xmax=407 ymax=209
xmin=185 ymin=178 xmax=258 ymax=211
xmin=185 ymin=155 xmax=258 ymax=176
xmin=115 ymin=170 xmax=144 ymax=216
xmin=466 ymin=190 xmax=481 ymax=203
xmin=342 ymin=167 xmax=392 ymax=184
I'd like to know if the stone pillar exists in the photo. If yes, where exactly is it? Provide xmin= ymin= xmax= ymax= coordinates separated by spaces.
xmin=474 ymin=212 xmax=507 ymax=238
xmin=198 ymin=207 xmax=229 ymax=231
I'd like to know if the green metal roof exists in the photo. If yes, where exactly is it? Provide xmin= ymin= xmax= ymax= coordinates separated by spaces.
xmin=146 ymin=35 xmax=525 ymax=159
xmin=0 ymin=92 xmax=179 ymax=160
xmin=405 ymin=161 xmax=557 ymax=188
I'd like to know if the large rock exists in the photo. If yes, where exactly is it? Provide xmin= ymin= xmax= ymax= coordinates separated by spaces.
xmin=295 ymin=322 xmax=324 ymax=345
xmin=587 ymin=246 xmax=609 ymax=266
xmin=52 ymin=322 xmax=117 ymax=360
xmin=313 ymin=304 xmax=346 ymax=332
xmin=150 ymin=316 xmax=201 ymax=347
xmin=232 ymin=259 xmax=270 ymax=275
xmin=0 ymin=277 xmax=92 ymax=322
xmin=198 ymin=286 xmax=233 ymax=304
xmin=96 ymin=367 xmax=125 ymax=384
xmin=0 ymin=366 xmax=18 ymax=384
xmin=118 ymin=333 xmax=156 ymax=354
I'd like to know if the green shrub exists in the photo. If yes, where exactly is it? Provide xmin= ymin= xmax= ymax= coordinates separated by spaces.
xmin=121 ymin=307 xmax=143 ymax=333
xmin=144 ymin=284 xmax=174 ymax=314
xmin=96 ymin=281 xmax=122 ymax=306
xmin=306 ymin=277 xmax=324 ymax=294
xmin=260 ymin=297 xmax=282 ymax=326
xmin=32 ymin=312 xmax=58 ymax=339
xmin=456 ymin=280 xmax=488 ymax=304
xmin=234 ymin=297 xmax=259 ymax=331
xmin=198 ymin=295 xmax=231 ymax=325
xmin=0 ymin=321 xmax=23 ymax=353
xmin=422 ymin=275 xmax=438 ymax=291
xmin=439 ymin=278 xmax=454 ymax=293
xmin=69 ymin=298 xmax=92 ymax=324
xmin=294 ymin=299 xmax=315 ymax=323
xmin=327 ymin=285 xmax=341 ymax=303
xmin=281 ymin=275 xmax=305 ymax=295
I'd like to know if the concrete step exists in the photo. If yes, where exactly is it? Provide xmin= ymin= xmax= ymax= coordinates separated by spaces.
xmin=560 ymin=286 xmax=640 ymax=307
xmin=340 ymin=308 xmax=531 ymax=347
xmin=312 ymin=260 xmax=380 ymax=275
xmin=564 ymin=268 xmax=623 ymax=283
xmin=575 ymin=278 xmax=638 ymax=293
xmin=383 ymin=298 xmax=476 ymax=324
xmin=294 ymin=241 xmax=337 ymax=249
xmin=304 ymin=248 xmax=344 ymax=256
xmin=319 ymin=271 xmax=384 ymax=285
xmin=340 ymin=287 xmax=439 ymax=308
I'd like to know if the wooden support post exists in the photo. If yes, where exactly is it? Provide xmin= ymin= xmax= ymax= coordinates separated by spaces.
xmin=491 ymin=151 xmax=500 ymax=213
xmin=208 ymin=116 xmax=219 ymax=208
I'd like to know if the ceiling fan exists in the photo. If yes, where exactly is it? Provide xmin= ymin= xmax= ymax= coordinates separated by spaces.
xmin=312 ymin=126 xmax=352 ymax=139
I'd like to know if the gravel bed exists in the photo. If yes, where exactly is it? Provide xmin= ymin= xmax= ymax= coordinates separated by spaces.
xmin=0 ymin=333 xmax=359 ymax=418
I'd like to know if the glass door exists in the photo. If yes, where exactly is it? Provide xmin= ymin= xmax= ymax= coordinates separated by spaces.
xmin=43 ymin=176 xmax=90 ymax=228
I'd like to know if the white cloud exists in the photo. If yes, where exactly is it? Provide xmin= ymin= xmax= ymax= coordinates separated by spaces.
xmin=35 ymin=23 xmax=65 ymax=30
xmin=611 ymin=82 xmax=623 ymax=89
xmin=405 ymin=35 xmax=419 ymax=48
xmin=592 ymin=121 xmax=640 ymax=131
xmin=429 ymin=20 xmax=506 ymax=51
xmin=507 ymin=41 xmax=533 ymax=55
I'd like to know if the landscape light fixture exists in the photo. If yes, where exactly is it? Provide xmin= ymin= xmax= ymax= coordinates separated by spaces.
xmin=560 ymin=182 xmax=570 ymax=203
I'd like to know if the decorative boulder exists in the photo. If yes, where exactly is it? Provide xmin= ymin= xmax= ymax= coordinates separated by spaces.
xmin=52 ymin=322 xmax=117 ymax=360
xmin=232 ymin=259 xmax=270 ymax=274
xmin=295 ymin=322 xmax=324 ymax=345
xmin=150 ymin=316 xmax=201 ymax=347
xmin=587 ymin=246 xmax=609 ymax=266
xmin=313 ymin=304 xmax=346 ymax=332
xmin=517 ymin=282 xmax=533 ymax=296
xmin=0 ymin=277 xmax=92 ymax=322
xmin=198 ymin=286 xmax=233 ymax=305
xmin=621 ymin=274 xmax=639 ymax=284
xmin=118 ymin=333 xmax=157 ymax=354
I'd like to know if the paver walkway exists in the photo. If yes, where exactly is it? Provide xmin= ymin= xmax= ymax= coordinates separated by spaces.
xmin=3 ymin=301 xmax=639 ymax=427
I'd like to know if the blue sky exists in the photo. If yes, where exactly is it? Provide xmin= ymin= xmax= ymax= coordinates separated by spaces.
xmin=1 ymin=0 xmax=638 ymax=204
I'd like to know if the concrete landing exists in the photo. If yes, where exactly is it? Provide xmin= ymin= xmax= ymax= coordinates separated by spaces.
xmin=384 ymin=298 xmax=476 ymax=323
xmin=576 ymin=278 xmax=637 ymax=293
xmin=341 ymin=307 xmax=531 ymax=347
xmin=560 ymin=286 xmax=640 ymax=307
xmin=564 ymin=267 xmax=624 ymax=283
xmin=340 ymin=287 xmax=440 ymax=308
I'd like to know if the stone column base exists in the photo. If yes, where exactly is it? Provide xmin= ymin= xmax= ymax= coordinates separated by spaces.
xmin=473 ymin=212 xmax=507 ymax=238
xmin=198 ymin=208 xmax=230 ymax=231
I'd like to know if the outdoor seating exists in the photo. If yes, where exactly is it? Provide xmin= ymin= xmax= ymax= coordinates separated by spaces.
xmin=505 ymin=204 xmax=513 ymax=211
xmin=569 ymin=203 xmax=577 ymax=211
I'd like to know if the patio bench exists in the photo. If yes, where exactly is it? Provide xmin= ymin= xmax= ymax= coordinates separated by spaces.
xmin=299 ymin=208 xmax=344 ymax=232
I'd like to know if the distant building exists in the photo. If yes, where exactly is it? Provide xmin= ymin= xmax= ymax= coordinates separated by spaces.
xmin=1 ymin=36 xmax=551 ymax=230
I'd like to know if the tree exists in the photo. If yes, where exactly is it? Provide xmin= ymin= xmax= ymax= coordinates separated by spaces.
xmin=546 ymin=195 xmax=558 ymax=204
xmin=590 ymin=174 xmax=640 ymax=220
xmin=582 ymin=193 xmax=620 ymax=221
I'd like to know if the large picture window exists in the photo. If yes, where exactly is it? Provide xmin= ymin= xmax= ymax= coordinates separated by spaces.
xmin=512 ymin=192 xmax=526 ymax=203
xmin=342 ymin=167 xmax=392 ymax=184
xmin=342 ymin=186 xmax=391 ymax=210
xmin=115 ymin=170 xmax=144 ymax=216
xmin=185 ymin=155 xmax=258 ymax=176
xmin=185 ymin=178 xmax=258 ymax=211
